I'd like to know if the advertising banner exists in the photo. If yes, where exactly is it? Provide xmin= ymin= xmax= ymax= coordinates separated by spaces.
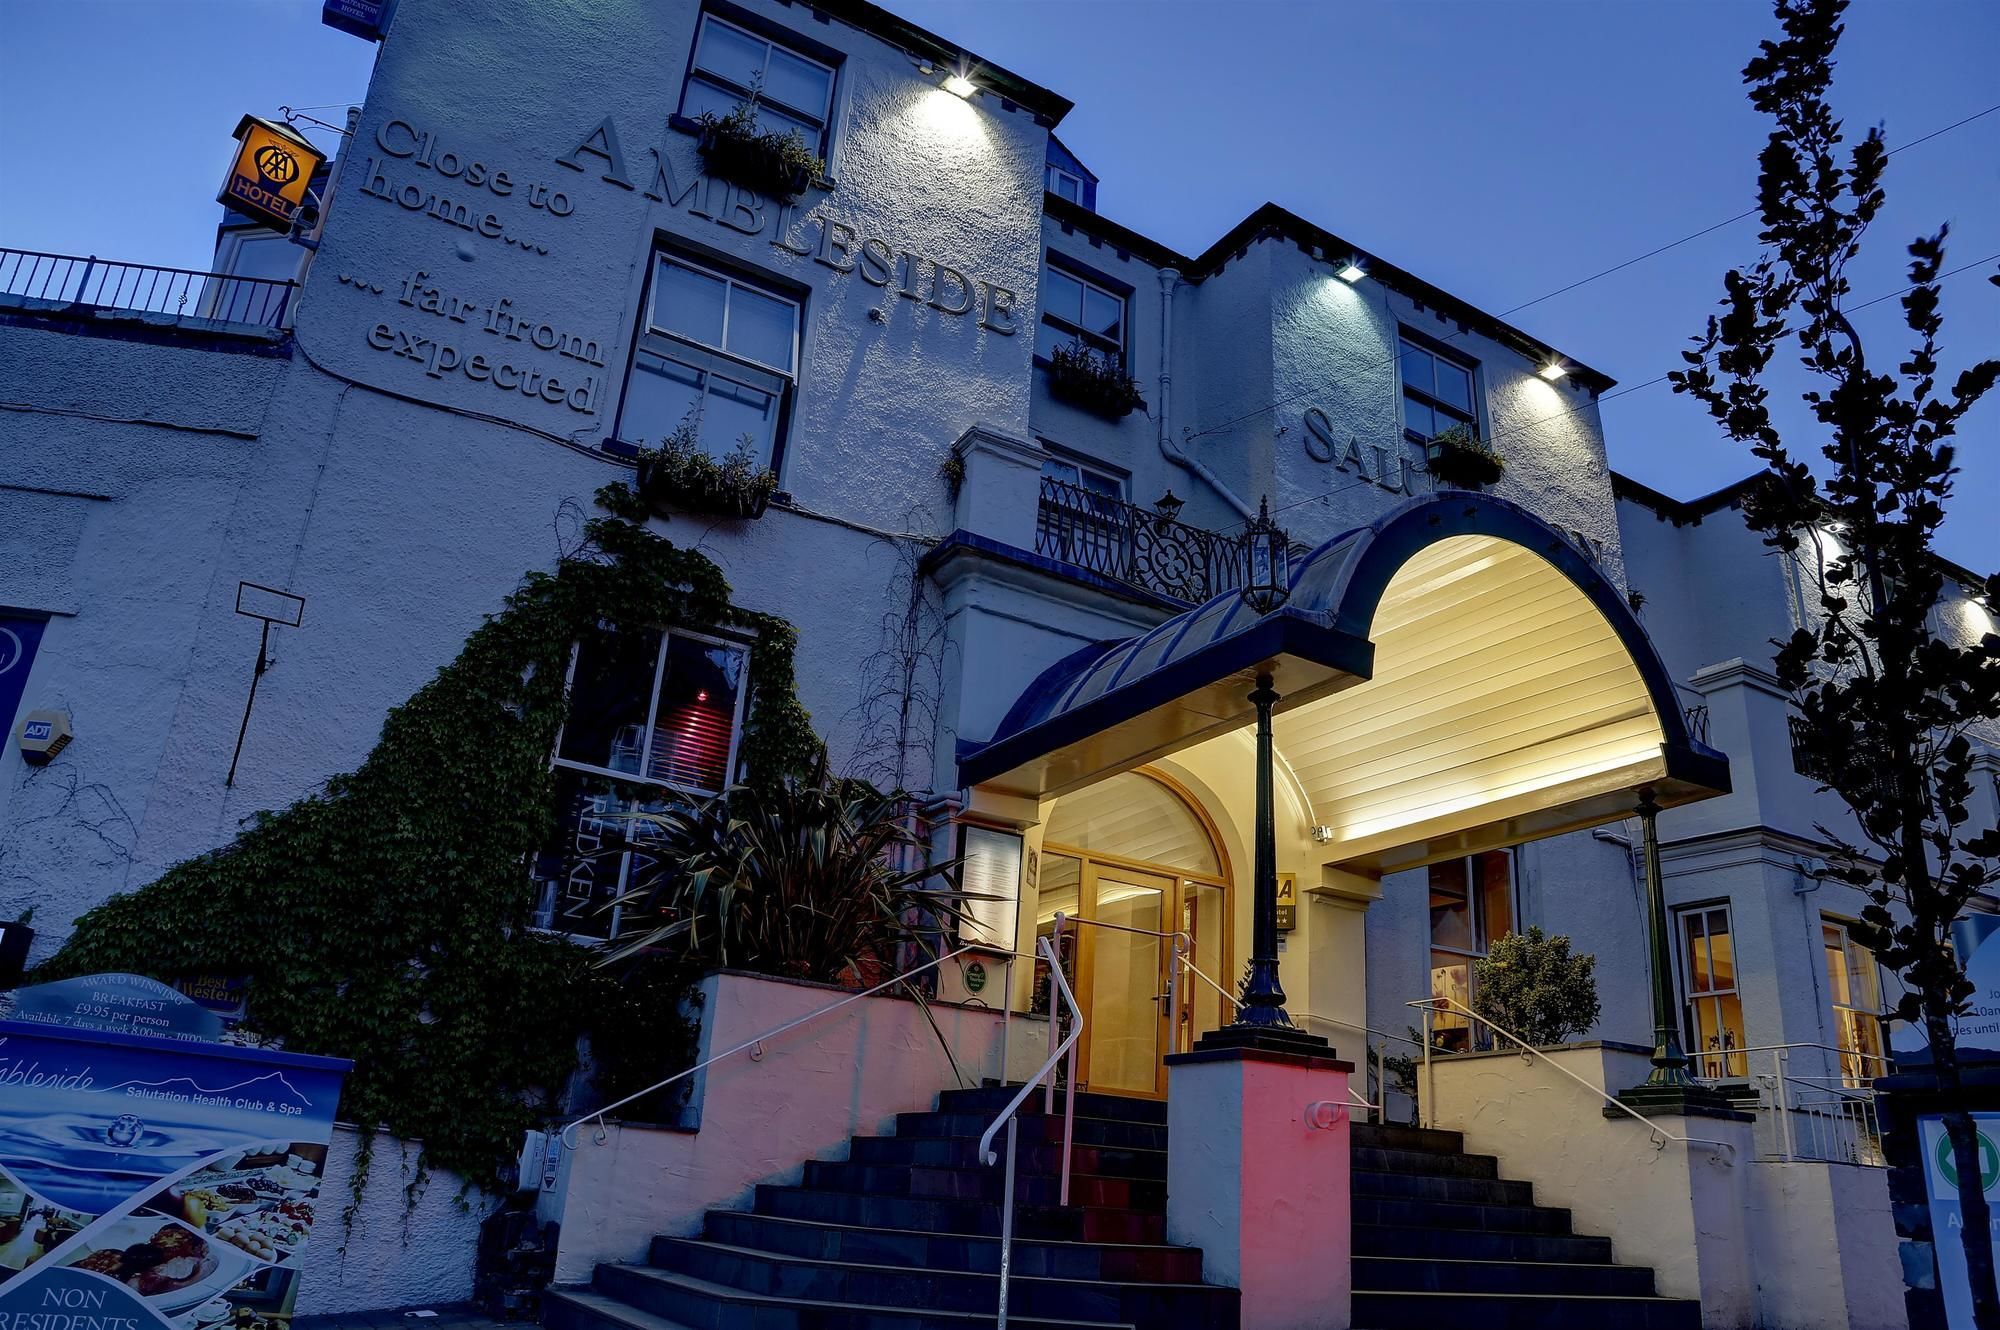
xmin=1919 ymin=1113 xmax=2000 ymax=1329
xmin=0 ymin=977 xmax=350 ymax=1330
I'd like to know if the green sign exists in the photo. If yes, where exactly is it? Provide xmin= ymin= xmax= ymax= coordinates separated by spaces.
xmin=964 ymin=962 xmax=988 ymax=994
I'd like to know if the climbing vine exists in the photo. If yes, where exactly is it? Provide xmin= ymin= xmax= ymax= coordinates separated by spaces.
xmin=36 ymin=482 xmax=822 ymax=1192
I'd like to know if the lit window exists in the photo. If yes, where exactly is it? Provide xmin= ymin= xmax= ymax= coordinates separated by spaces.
xmin=1823 ymin=917 xmax=1886 ymax=1086
xmin=1036 ymin=264 xmax=1126 ymax=367
xmin=1045 ymin=165 xmax=1085 ymax=205
xmin=1678 ymin=904 xmax=1747 ymax=1078
xmin=679 ymin=13 xmax=836 ymax=155
xmin=533 ymin=626 xmax=750 ymax=939
xmin=617 ymin=253 xmax=800 ymax=471
xmin=1399 ymin=335 xmax=1478 ymax=442
xmin=1427 ymin=851 xmax=1514 ymax=1052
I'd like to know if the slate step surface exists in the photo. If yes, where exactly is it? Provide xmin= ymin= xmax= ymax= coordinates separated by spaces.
xmin=848 ymin=1133 xmax=1166 ymax=1180
xmin=1351 ymin=1254 xmax=1658 ymax=1297
xmin=1351 ymin=1288 xmax=1702 ymax=1330
xmin=940 ymin=1085 xmax=1168 ymax=1125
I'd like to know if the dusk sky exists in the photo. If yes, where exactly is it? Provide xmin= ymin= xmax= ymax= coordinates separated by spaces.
xmin=5 ymin=0 xmax=1995 ymax=569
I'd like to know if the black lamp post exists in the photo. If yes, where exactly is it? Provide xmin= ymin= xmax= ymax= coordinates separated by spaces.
xmin=1192 ymin=501 xmax=1329 ymax=1056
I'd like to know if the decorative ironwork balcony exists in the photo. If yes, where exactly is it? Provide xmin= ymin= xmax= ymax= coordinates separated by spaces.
xmin=0 ymin=247 xmax=295 ymax=332
xmin=1035 ymin=475 xmax=1251 ymax=603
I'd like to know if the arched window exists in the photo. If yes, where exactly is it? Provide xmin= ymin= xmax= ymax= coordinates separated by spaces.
xmin=1043 ymin=772 xmax=1220 ymax=876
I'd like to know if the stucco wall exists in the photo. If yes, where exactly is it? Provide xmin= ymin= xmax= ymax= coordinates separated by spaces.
xmin=545 ymin=970 xmax=1004 ymax=1284
xmin=297 ymin=1127 xmax=490 ymax=1317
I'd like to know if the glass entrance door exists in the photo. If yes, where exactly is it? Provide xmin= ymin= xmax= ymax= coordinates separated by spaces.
xmin=1080 ymin=864 xmax=1174 ymax=1097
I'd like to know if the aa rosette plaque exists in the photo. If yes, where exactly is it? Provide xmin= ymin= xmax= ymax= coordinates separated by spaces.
xmin=0 ymin=976 xmax=350 ymax=1330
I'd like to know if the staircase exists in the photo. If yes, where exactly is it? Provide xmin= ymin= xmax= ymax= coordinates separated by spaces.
xmin=1350 ymin=1120 xmax=1700 ymax=1329
xmin=543 ymin=1088 xmax=1700 ymax=1330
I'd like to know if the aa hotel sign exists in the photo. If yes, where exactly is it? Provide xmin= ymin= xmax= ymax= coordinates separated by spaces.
xmin=329 ymin=106 xmax=1021 ymax=428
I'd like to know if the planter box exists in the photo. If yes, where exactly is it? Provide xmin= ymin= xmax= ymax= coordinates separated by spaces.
xmin=635 ymin=455 xmax=773 ymax=520
xmin=1425 ymin=435 xmax=1504 ymax=488
xmin=696 ymin=123 xmax=814 ymax=202
xmin=1047 ymin=355 xmax=1143 ymax=419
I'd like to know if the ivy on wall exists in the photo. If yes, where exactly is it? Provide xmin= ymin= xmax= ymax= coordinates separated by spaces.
xmin=37 ymin=482 xmax=822 ymax=1191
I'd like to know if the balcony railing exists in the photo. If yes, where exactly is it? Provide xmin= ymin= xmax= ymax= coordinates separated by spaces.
xmin=0 ymin=247 xmax=295 ymax=331
xmin=1034 ymin=476 xmax=1250 ymax=603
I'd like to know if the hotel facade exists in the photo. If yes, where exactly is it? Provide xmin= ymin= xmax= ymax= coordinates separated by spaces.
xmin=3 ymin=2 xmax=1996 ymax=1327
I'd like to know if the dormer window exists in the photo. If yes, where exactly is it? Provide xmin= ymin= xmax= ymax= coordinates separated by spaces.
xmin=679 ymin=12 xmax=836 ymax=157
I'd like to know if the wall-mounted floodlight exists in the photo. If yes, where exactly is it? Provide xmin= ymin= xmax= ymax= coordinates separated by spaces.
xmin=1538 ymin=360 xmax=1570 ymax=382
xmin=943 ymin=73 xmax=977 ymax=98
xmin=1335 ymin=258 xmax=1367 ymax=284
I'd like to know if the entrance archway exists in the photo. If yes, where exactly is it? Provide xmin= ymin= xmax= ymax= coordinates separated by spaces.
xmin=1033 ymin=770 xmax=1232 ymax=1098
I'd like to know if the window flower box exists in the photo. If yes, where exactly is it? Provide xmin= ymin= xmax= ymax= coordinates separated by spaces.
xmin=1046 ymin=342 xmax=1143 ymax=420
xmin=1424 ymin=425 xmax=1504 ymax=489
xmin=695 ymin=105 xmax=822 ymax=203
xmin=634 ymin=428 xmax=778 ymax=521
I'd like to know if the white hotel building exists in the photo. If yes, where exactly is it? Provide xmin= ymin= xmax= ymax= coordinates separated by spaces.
xmin=2 ymin=1 xmax=1996 ymax=1327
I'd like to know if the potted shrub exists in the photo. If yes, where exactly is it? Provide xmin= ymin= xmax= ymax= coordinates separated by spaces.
xmin=1046 ymin=341 xmax=1143 ymax=420
xmin=1470 ymin=926 xmax=1602 ymax=1047
xmin=634 ymin=423 xmax=778 ymax=520
xmin=694 ymin=100 xmax=823 ymax=203
xmin=1424 ymin=425 xmax=1505 ymax=489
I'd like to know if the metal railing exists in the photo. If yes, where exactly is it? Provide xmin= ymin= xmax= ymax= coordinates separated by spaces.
xmin=1035 ymin=475 xmax=1250 ymax=603
xmin=980 ymin=930 xmax=1082 ymax=1330
xmin=556 ymin=942 xmax=991 ymax=1149
xmin=1690 ymin=1042 xmax=1887 ymax=1166
xmin=0 ymin=246 xmax=296 ymax=330
xmin=1412 ymin=995 xmax=1737 ymax=1164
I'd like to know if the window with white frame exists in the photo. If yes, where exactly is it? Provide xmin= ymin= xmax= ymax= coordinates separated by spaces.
xmin=1427 ymin=850 xmax=1515 ymax=1052
xmin=618 ymin=253 xmax=800 ymax=470
xmin=679 ymin=12 xmax=836 ymax=155
xmin=1039 ymin=454 xmax=1124 ymax=501
xmin=1823 ymin=916 xmax=1887 ymax=1086
xmin=1399 ymin=334 xmax=1478 ymax=442
xmin=1036 ymin=264 xmax=1126 ymax=367
xmin=1678 ymin=903 xmax=1747 ymax=1078
xmin=1045 ymin=165 xmax=1085 ymax=205
xmin=532 ymin=625 xmax=751 ymax=939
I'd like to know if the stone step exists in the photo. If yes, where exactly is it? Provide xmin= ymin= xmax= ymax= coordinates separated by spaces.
xmin=895 ymin=1110 xmax=1167 ymax=1152
xmin=1351 ymin=1288 xmax=1701 ymax=1330
xmin=1352 ymin=1194 xmax=1572 ymax=1235
xmin=753 ymin=1183 xmax=1166 ymax=1244
xmin=1350 ymin=1168 xmax=1533 ymax=1207
xmin=941 ymin=1085 xmax=1169 ymax=1125
xmin=848 ymin=1133 xmax=1167 ymax=1181
xmin=1347 ymin=1122 xmax=1467 ymax=1154
xmin=1351 ymin=1254 xmax=1658 ymax=1297
xmin=552 ymin=1277 xmax=1130 ymax=1330
xmin=1350 ymin=1144 xmax=1500 ymax=1179
xmin=1352 ymin=1223 xmax=1613 ymax=1265
xmin=699 ymin=1211 xmax=1206 ymax=1284
xmin=802 ymin=1159 xmax=1166 ymax=1211
xmin=644 ymin=1237 xmax=1237 ymax=1329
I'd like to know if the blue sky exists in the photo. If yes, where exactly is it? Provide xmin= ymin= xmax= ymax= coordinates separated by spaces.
xmin=4 ymin=0 xmax=1995 ymax=570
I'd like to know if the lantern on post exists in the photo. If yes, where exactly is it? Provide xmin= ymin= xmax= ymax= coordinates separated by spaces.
xmin=1239 ymin=497 xmax=1291 ymax=614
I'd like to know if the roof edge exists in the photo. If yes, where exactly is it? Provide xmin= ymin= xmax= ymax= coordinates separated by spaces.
xmin=815 ymin=0 xmax=1073 ymax=125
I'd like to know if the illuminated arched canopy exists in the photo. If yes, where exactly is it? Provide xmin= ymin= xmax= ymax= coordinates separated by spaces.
xmin=961 ymin=494 xmax=1729 ymax=872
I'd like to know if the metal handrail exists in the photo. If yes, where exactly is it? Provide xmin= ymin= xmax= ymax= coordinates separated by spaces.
xmin=558 ymin=943 xmax=984 ymax=1149
xmin=981 ymin=932 xmax=1082 ymax=1330
xmin=1411 ymin=996 xmax=1738 ymax=1165
xmin=0 ymin=245 xmax=297 ymax=330
xmin=1166 ymin=949 xmax=1379 ymax=1117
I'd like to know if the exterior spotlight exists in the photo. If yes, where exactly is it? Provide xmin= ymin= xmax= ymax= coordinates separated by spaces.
xmin=1538 ymin=359 xmax=1569 ymax=382
xmin=943 ymin=74 xmax=977 ymax=98
xmin=1238 ymin=498 xmax=1292 ymax=615
xmin=1335 ymin=258 xmax=1367 ymax=284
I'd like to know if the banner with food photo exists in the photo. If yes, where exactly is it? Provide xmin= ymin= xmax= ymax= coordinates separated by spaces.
xmin=0 ymin=977 xmax=349 ymax=1330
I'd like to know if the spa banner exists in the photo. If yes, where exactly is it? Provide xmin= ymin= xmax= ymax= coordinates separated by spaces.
xmin=0 ymin=979 xmax=350 ymax=1330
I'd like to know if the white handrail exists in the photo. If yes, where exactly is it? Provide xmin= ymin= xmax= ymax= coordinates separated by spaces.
xmin=982 ymin=932 xmax=1082 ymax=1330
xmin=1410 ymin=996 xmax=1738 ymax=1165
xmin=558 ymin=943 xmax=984 ymax=1149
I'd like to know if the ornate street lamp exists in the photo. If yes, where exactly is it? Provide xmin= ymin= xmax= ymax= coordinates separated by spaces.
xmin=1151 ymin=489 xmax=1186 ymax=531
xmin=1239 ymin=497 xmax=1291 ymax=615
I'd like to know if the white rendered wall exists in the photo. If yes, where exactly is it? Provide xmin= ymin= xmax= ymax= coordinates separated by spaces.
xmin=297 ymin=1127 xmax=489 ymax=1316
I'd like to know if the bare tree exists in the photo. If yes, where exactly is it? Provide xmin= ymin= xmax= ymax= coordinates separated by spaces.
xmin=1672 ymin=0 xmax=2000 ymax=1320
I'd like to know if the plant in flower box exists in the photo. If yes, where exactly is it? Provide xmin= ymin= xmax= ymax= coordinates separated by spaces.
xmin=634 ymin=422 xmax=778 ymax=520
xmin=694 ymin=98 xmax=823 ymax=203
xmin=1424 ymin=425 xmax=1505 ymax=489
xmin=1046 ymin=341 xmax=1143 ymax=420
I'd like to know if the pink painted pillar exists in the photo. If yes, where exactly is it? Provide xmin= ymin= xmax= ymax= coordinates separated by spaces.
xmin=1165 ymin=1045 xmax=1353 ymax=1330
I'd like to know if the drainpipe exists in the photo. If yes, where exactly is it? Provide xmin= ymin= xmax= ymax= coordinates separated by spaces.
xmin=1156 ymin=269 xmax=1257 ymax=523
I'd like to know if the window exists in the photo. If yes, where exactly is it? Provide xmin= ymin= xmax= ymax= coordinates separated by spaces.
xmin=1036 ymin=264 xmax=1127 ymax=366
xmin=1823 ymin=917 xmax=1886 ymax=1086
xmin=532 ymin=626 xmax=750 ymax=939
xmin=1036 ymin=453 xmax=1128 ymax=573
xmin=1679 ymin=904 xmax=1747 ymax=1078
xmin=1399 ymin=335 xmax=1478 ymax=442
xmin=202 ymin=229 xmax=302 ymax=324
xmin=1427 ymin=851 xmax=1515 ymax=1052
xmin=618 ymin=253 xmax=800 ymax=470
xmin=679 ymin=12 xmax=836 ymax=155
xmin=1045 ymin=165 xmax=1085 ymax=205
xmin=1039 ymin=454 xmax=1124 ymax=501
